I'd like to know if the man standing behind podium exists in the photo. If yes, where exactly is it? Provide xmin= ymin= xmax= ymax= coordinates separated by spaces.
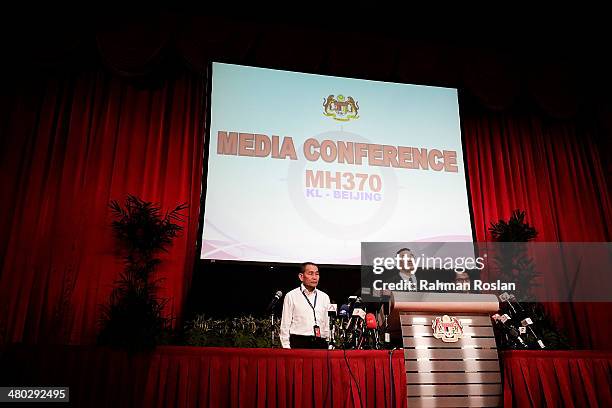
xmin=280 ymin=262 xmax=330 ymax=349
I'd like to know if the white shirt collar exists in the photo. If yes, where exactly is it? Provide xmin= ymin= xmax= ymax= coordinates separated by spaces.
xmin=300 ymin=283 xmax=317 ymax=295
xmin=399 ymin=270 xmax=416 ymax=281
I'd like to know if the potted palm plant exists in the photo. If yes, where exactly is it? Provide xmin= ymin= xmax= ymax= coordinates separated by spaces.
xmin=489 ymin=210 xmax=569 ymax=349
xmin=98 ymin=195 xmax=187 ymax=351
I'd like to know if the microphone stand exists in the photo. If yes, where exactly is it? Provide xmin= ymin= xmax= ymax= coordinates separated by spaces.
xmin=270 ymin=312 xmax=275 ymax=347
xmin=267 ymin=291 xmax=282 ymax=348
xmin=329 ymin=321 xmax=334 ymax=349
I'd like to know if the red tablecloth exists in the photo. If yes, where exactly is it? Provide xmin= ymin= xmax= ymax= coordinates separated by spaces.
xmin=502 ymin=350 xmax=612 ymax=408
xmin=6 ymin=346 xmax=612 ymax=407
xmin=0 ymin=345 xmax=406 ymax=408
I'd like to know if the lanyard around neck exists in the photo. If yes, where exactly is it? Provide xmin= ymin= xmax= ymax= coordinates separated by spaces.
xmin=301 ymin=289 xmax=318 ymax=324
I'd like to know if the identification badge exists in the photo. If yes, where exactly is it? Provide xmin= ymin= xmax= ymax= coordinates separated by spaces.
xmin=314 ymin=325 xmax=321 ymax=338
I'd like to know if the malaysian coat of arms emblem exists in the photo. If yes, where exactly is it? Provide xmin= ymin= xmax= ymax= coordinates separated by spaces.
xmin=432 ymin=315 xmax=464 ymax=342
xmin=323 ymin=94 xmax=359 ymax=121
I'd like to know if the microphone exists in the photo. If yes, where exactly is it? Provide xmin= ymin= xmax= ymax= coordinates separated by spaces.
xmin=499 ymin=293 xmax=545 ymax=349
xmin=348 ymin=295 xmax=361 ymax=304
xmin=499 ymin=292 xmax=519 ymax=315
xmin=347 ymin=296 xmax=362 ymax=312
xmin=347 ymin=307 xmax=366 ymax=331
xmin=338 ymin=304 xmax=351 ymax=320
xmin=327 ymin=304 xmax=338 ymax=348
xmin=328 ymin=304 xmax=338 ymax=317
xmin=509 ymin=294 xmax=525 ymax=312
xmin=364 ymin=312 xmax=380 ymax=349
xmin=266 ymin=291 xmax=283 ymax=312
xmin=492 ymin=313 xmax=527 ymax=348
xmin=347 ymin=307 xmax=366 ymax=349
xmin=347 ymin=297 xmax=364 ymax=327
xmin=499 ymin=292 xmax=527 ymax=317
xmin=521 ymin=317 xmax=546 ymax=349
xmin=365 ymin=313 xmax=377 ymax=329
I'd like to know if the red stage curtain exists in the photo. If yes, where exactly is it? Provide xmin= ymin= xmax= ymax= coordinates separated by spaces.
xmin=503 ymin=350 xmax=612 ymax=407
xmin=462 ymin=101 xmax=612 ymax=349
xmin=1 ymin=64 xmax=610 ymax=351
xmin=0 ymin=345 xmax=407 ymax=408
xmin=462 ymin=102 xmax=611 ymax=242
xmin=0 ymin=68 xmax=205 ymax=345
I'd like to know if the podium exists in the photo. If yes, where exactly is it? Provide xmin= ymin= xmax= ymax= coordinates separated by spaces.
xmin=389 ymin=292 xmax=501 ymax=408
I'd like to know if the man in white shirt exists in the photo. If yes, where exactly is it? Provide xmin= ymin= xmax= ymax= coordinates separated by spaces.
xmin=279 ymin=262 xmax=331 ymax=349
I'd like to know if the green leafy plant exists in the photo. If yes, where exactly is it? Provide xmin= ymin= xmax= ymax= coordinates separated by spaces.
xmin=489 ymin=210 xmax=537 ymax=242
xmin=489 ymin=210 xmax=539 ymax=301
xmin=184 ymin=315 xmax=280 ymax=348
xmin=489 ymin=209 xmax=570 ymax=349
xmin=98 ymin=195 xmax=187 ymax=351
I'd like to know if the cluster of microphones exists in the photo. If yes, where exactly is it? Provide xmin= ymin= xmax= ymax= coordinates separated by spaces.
xmin=328 ymin=296 xmax=390 ymax=350
xmin=492 ymin=292 xmax=545 ymax=349
xmin=266 ymin=292 xmax=391 ymax=349
xmin=269 ymin=290 xmax=548 ymax=350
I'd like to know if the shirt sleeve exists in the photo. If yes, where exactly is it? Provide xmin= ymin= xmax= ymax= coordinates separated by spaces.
xmin=279 ymin=292 xmax=293 ymax=349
